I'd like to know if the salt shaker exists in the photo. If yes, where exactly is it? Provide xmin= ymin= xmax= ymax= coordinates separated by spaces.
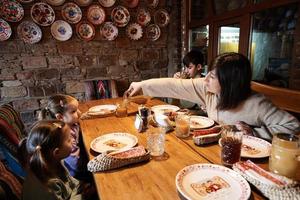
xmin=139 ymin=105 xmax=150 ymax=132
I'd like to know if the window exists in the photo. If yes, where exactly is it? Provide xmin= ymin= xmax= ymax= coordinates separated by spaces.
xmin=218 ymin=25 xmax=240 ymax=54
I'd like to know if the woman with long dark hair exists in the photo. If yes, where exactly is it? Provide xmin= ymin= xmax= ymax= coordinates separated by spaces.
xmin=126 ymin=52 xmax=300 ymax=140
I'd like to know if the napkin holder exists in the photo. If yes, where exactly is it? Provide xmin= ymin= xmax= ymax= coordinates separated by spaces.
xmin=233 ymin=160 xmax=300 ymax=200
xmin=87 ymin=146 xmax=150 ymax=172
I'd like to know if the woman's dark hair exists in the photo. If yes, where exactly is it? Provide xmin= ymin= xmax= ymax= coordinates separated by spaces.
xmin=212 ymin=52 xmax=252 ymax=110
xmin=20 ymin=120 xmax=66 ymax=183
xmin=39 ymin=94 xmax=76 ymax=120
xmin=183 ymin=50 xmax=204 ymax=67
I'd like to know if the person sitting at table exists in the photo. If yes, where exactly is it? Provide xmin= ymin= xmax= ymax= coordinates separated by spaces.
xmin=20 ymin=120 xmax=85 ymax=200
xmin=39 ymin=94 xmax=91 ymax=182
xmin=125 ymin=52 xmax=300 ymax=140
xmin=172 ymin=50 xmax=207 ymax=114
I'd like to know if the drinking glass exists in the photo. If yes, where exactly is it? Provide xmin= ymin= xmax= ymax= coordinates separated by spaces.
xmin=116 ymin=99 xmax=128 ymax=117
xmin=175 ymin=115 xmax=190 ymax=138
xmin=220 ymin=128 xmax=243 ymax=167
xmin=269 ymin=133 xmax=300 ymax=179
xmin=147 ymin=127 xmax=166 ymax=156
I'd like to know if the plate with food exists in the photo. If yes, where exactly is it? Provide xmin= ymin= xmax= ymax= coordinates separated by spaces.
xmin=219 ymin=135 xmax=271 ymax=158
xmin=190 ymin=116 xmax=214 ymax=130
xmin=88 ymin=104 xmax=117 ymax=115
xmin=90 ymin=132 xmax=138 ymax=153
xmin=151 ymin=105 xmax=180 ymax=115
xmin=176 ymin=163 xmax=251 ymax=200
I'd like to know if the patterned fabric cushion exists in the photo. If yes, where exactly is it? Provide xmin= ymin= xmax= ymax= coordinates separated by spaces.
xmin=84 ymin=80 xmax=118 ymax=100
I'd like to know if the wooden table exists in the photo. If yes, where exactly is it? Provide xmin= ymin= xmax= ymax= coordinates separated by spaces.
xmin=79 ymin=98 xmax=268 ymax=200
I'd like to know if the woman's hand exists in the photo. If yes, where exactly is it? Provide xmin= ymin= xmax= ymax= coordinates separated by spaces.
xmin=173 ymin=72 xmax=181 ymax=79
xmin=235 ymin=121 xmax=253 ymax=135
xmin=124 ymin=82 xmax=143 ymax=97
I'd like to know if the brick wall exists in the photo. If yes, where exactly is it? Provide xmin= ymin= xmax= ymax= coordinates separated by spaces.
xmin=0 ymin=0 xmax=182 ymax=127
xmin=290 ymin=8 xmax=300 ymax=90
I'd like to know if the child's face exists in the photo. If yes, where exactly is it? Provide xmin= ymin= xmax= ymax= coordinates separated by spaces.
xmin=185 ymin=63 xmax=202 ymax=78
xmin=62 ymin=99 xmax=81 ymax=125
xmin=57 ymin=124 xmax=73 ymax=159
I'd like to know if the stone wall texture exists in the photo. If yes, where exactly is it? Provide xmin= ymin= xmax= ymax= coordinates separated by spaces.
xmin=0 ymin=0 xmax=182 ymax=127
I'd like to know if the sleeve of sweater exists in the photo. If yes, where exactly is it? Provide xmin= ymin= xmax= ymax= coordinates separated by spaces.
xmin=253 ymin=98 xmax=300 ymax=140
xmin=141 ymin=78 xmax=207 ymax=106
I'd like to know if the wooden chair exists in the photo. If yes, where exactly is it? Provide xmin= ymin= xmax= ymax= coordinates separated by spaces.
xmin=251 ymin=81 xmax=300 ymax=114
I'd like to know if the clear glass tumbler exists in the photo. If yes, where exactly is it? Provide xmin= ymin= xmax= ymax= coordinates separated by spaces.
xmin=147 ymin=127 xmax=166 ymax=156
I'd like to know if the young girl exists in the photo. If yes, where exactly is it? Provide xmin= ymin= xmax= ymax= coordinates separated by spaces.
xmin=20 ymin=120 xmax=84 ymax=200
xmin=38 ymin=94 xmax=89 ymax=181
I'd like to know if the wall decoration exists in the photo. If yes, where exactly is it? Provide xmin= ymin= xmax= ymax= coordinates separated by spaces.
xmin=18 ymin=0 xmax=34 ymax=3
xmin=1 ymin=0 xmax=24 ymax=22
xmin=31 ymin=2 xmax=55 ymax=26
xmin=100 ymin=22 xmax=118 ymax=41
xmin=76 ymin=21 xmax=95 ymax=41
xmin=51 ymin=20 xmax=72 ymax=41
xmin=87 ymin=4 xmax=106 ymax=25
xmin=122 ymin=0 xmax=139 ymax=8
xmin=75 ymin=0 xmax=93 ymax=7
xmin=111 ymin=6 xmax=130 ymax=27
xmin=17 ymin=20 xmax=42 ymax=44
xmin=146 ymin=0 xmax=159 ymax=9
xmin=126 ymin=23 xmax=143 ymax=40
xmin=46 ymin=0 xmax=65 ymax=6
xmin=136 ymin=8 xmax=151 ymax=26
xmin=154 ymin=9 xmax=170 ymax=27
xmin=62 ymin=2 xmax=82 ymax=24
xmin=0 ymin=19 xmax=12 ymax=41
xmin=98 ymin=0 xmax=116 ymax=8
xmin=146 ymin=24 xmax=160 ymax=41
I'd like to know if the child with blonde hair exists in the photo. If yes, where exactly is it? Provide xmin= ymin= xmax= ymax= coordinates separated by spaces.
xmin=20 ymin=120 xmax=84 ymax=200
xmin=38 ymin=94 xmax=89 ymax=181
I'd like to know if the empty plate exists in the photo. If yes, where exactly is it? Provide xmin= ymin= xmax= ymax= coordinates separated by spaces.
xmin=88 ymin=104 xmax=117 ymax=115
xmin=190 ymin=116 xmax=215 ymax=129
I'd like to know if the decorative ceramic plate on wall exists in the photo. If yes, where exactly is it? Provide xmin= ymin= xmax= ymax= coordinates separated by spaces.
xmin=31 ymin=2 xmax=55 ymax=26
xmin=51 ymin=20 xmax=72 ymax=41
xmin=126 ymin=23 xmax=143 ymax=40
xmin=1 ymin=0 xmax=24 ymax=22
xmin=46 ymin=0 xmax=65 ymax=6
xmin=100 ymin=22 xmax=118 ymax=41
xmin=18 ymin=0 xmax=34 ymax=3
xmin=17 ymin=20 xmax=42 ymax=44
xmin=76 ymin=21 xmax=95 ymax=41
xmin=154 ymin=9 xmax=170 ymax=27
xmin=62 ymin=2 xmax=82 ymax=24
xmin=146 ymin=24 xmax=160 ymax=41
xmin=0 ymin=19 xmax=12 ymax=41
xmin=75 ymin=0 xmax=93 ymax=7
xmin=111 ymin=6 xmax=130 ymax=27
xmin=146 ymin=0 xmax=159 ymax=9
xmin=137 ymin=8 xmax=151 ymax=26
xmin=122 ymin=0 xmax=139 ymax=8
xmin=87 ymin=4 xmax=106 ymax=25
xmin=98 ymin=0 xmax=116 ymax=8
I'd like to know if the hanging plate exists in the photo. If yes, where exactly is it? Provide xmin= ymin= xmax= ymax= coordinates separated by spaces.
xmin=122 ymin=0 xmax=139 ymax=8
xmin=31 ymin=2 xmax=55 ymax=26
xmin=61 ymin=2 xmax=82 ymax=24
xmin=146 ymin=24 xmax=160 ymax=41
xmin=146 ymin=0 xmax=159 ymax=9
xmin=100 ymin=22 xmax=118 ymax=41
xmin=111 ymin=6 xmax=130 ymax=27
xmin=51 ymin=20 xmax=72 ymax=41
xmin=1 ymin=0 xmax=24 ymax=22
xmin=137 ymin=8 xmax=151 ymax=26
xmin=75 ymin=0 xmax=93 ymax=7
xmin=126 ymin=23 xmax=143 ymax=40
xmin=87 ymin=4 xmax=106 ymax=25
xmin=76 ymin=21 xmax=95 ymax=41
xmin=98 ymin=0 xmax=116 ymax=8
xmin=154 ymin=9 xmax=170 ymax=27
xmin=46 ymin=0 xmax=65 ymax=6
xmin=0 ymin=19 xmax=12 ymax=41
xmin=17 ymin=20 xmax=42 ymax=44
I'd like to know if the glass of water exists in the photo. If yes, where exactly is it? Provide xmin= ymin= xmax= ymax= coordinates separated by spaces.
xmin=147 ymin=127 xmax=166 ymax=156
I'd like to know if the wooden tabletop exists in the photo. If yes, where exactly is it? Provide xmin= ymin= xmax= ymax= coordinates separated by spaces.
xmin=79 ymin=98 xmax=268 ymax=200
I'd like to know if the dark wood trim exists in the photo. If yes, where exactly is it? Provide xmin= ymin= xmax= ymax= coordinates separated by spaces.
xmin=189 ymin=0 xmax=299 ymax=28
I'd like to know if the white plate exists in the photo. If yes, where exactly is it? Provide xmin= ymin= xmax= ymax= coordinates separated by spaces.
xmin=190 ymin=116 xmax=214 ymax=130
xmin=176 ymin=163 xmax=251 ymax=200
xmin=88 ymin=104 xmax=117 ymax=115
xmin=218 ymin=135 xmax=272 ymax=158
xmin=151 ymin=105 xmax=180 ymax=115
xmin=90 ymin=132 xmax=138 ymax=153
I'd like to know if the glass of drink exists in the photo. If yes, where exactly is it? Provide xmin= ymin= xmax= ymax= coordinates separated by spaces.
xmin=147 ymin=127 xmax=166 ymax=156
xmin=175 ymin=114 xmax=190 ymax=138
xmin=220 ymin=128 xmax=243 ymax=167
xmin=116 ymin=99 xmax=128 ymax=117
xmin=269 ymin=133 xmax=300 ymax=179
